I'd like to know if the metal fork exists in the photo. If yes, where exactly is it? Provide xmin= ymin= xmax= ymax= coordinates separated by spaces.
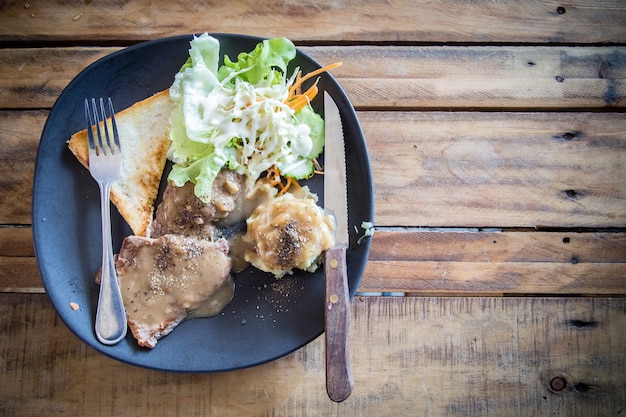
xmin=85 ymin=97 xmax=127 ymax=345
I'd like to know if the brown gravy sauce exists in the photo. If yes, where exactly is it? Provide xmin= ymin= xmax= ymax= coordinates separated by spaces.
xmin=119 ymin=235 xmax=233 ymax=329
xmin=215 ymin=181 xmax=278 ymax=274
xmin=218 ymin=181 xmax=277 ymax=226
xmin=187 ymin=275 xmax=235 ymax=318
xmin=121 ymin=179 xmax=320 ymax=336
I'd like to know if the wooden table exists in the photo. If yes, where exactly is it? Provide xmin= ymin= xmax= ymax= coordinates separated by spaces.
xmin=1 ymin=1 xmax=625 ymax=415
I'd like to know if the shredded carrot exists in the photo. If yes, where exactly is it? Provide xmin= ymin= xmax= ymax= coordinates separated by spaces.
xmin=257 ymin=64 xmax=341 ymax=194
xmin=222 ymin=62 xmax=341 ymax=116
xmin=287 ymin=96 xmax=306 ymax=112
xmin=286 ymin=62 xmax=342 ymax=111
xmin=288 ymin=61 xmax=342 ymax=99
xmin=266 ymin=165 xmax=282 ymax=186
xmin=277 ymin=176 xmax=293 ymax=196
xmin=265 ymin=164 xmax=298 ymax=195
xmin=288 ymin=79 xmax=320 ymax=112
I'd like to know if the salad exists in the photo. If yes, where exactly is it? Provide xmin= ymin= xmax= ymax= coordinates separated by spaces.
xmin=168 ymin=33 xmax=341 ymax=203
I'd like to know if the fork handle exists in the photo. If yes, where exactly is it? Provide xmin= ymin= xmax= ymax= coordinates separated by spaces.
xmin=95 ymin=181 xmax=127 ymax=345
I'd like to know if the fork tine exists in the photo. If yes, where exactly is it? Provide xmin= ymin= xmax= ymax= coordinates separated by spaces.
xmin=85 ymin=98 xmax=97 ymax=152
xmin=85 ymin=97 xmax=121 ymax=157
xmin=92 ymin=98 xmax=106 ymax=155
xmin=98 ymin=98 xmax=112 ymax=155
xmin=107 ymin=98 xmax=121 ymax=154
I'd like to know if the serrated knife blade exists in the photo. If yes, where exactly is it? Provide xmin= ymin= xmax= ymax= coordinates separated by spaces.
xmin=323 ymin=92 xmax=349 ymax=248
xmin=323 ymin=91 xmax=353 ymax=402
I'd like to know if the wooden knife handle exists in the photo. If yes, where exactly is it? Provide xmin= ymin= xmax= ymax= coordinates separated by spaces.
xmin=324 ymin=246 xmax=354 ymax=402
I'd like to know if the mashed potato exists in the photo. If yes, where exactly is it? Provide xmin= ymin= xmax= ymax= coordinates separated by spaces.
xmin=243 ymin=187 xmax=335 ymax=278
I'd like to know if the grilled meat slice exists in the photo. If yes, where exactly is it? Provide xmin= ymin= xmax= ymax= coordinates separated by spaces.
xmin=115 ymin=234 xmax=233 ymax=348
xmin=151 ymin=169 xmax=246 ymax=239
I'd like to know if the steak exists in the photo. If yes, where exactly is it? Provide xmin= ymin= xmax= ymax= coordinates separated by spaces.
xmin=115 ymin=234 xmax=233 ymax=348
xmin=151 ymin=169 xmax=246 ymax=239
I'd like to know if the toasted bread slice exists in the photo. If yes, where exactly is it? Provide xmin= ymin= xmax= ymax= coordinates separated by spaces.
xmin=68 ymin=90 xmax=173 ymax=237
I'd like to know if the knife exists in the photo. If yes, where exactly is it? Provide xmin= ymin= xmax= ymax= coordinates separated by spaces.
xmin=323 ymin=91 xmax=354 ymax=402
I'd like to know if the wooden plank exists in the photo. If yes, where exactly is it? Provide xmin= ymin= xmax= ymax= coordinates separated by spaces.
xmin=0 ymin=47 xmax=116 ymax=109
xmin=1 ymin=46 xmax=624 ymax=110
xmin=12 ymin=256 xmax=623 ymax=295
xmin=319 ymin=45 xmax=626 ymax=110
xmin=0 ymin=227 xmax=33 ymax=257
xmin=364 ymin=111 xmax=626 ymax=228
xmin=2 ymin=228 xmax=624 ymax=295
xmin=0 ymin=110 xmax=45 ymax=225
xmin=0 ymin=224 xmax=39 ymax=292
xmin=0 ymin=0 xmax=625 ymax=44
xmin=363 ymin=261 xmax=626 ymax=295
xmin=369 ymin=230 xmax=626 ymax=264
xmin=0 ymin=256 xmax=41 ymax=293
xmin=2 ymin=110 xmax=626 ymax=228
xmin=363 ymin=231 xmax=626 ymax=295
xmin=0 ymin=294 xmax=624 ymax=416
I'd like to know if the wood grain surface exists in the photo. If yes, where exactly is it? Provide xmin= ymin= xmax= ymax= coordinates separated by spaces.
xmin=2 ymin=46 xmax=625 ymax=110
xmin=3 ymin=110 xmax=626 ymax=227
xmin=1 ymin=0 xmax=625 ymax=415
xmin=1 ymin=294 xmax=624 ymax=417
xmin=1 ymin=0 xmax=625 ymax=43
xmin=2 ymin=228 xmax=625 ymax=296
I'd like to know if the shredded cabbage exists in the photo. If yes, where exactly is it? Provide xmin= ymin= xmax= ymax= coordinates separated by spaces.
xmin=168 ymin=33 xmax=325 ymax=203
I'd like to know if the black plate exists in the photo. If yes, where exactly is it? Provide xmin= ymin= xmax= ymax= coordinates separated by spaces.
xmin=32 ymin=34 xmax=373 ymax=372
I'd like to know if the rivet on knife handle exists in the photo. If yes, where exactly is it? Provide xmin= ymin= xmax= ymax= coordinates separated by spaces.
xmin=325 ymin=246 xmax=353 ymax=402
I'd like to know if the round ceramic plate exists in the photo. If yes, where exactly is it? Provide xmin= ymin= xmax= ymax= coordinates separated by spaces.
xmin=33 ymin=34 xmax=373 ymax=372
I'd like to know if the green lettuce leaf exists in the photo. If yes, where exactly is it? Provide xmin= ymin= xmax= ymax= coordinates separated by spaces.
xmin=167 ymin=33 xmax=324 ymax=203
xmin=218 ymin=37 xmax=296 ymax=85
